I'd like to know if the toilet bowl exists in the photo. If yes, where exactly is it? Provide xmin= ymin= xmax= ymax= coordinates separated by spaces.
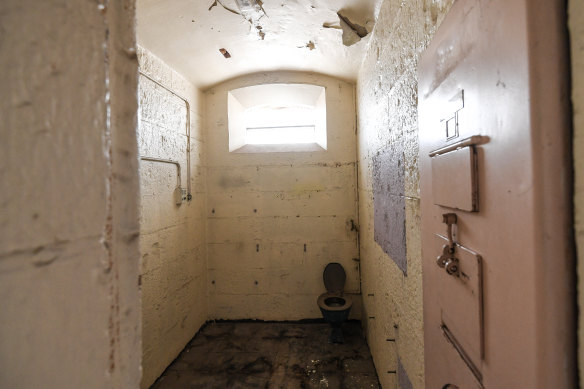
xmin=317 ymin=262 xmax=353 ymax=343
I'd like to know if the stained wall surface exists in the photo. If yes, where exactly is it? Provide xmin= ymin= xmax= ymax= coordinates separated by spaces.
xmin=204 ymin=72 xmax=360 ymax=321
xmin=0 ymin=1 xmax=142 ymax=388
xmin=570 ymin=0 xmax=584 ymax=383
xmin=356 ymin=0 xmax=453 ymax=387
xmin=137 ymin=47 xmax=207 ymax=388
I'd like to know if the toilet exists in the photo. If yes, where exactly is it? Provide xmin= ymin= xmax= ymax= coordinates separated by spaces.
xmin=317 ymin=262 xmax=353 ymax=343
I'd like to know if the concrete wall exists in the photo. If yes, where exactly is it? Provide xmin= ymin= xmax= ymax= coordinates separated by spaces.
xmin=356 ymin=0 xmax=453 ymax=387
xmin=204 ymin=72 xmax=360 ymax=321
xmin=0 ymin=1 xmax=141 ymax=388
xmin=137 ymin=47 xmax=207 ymax=388
xmin=569 ymin=0 xmax=584 ymax=384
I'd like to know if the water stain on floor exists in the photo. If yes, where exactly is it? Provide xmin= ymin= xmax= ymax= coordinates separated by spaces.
xmin=150 ymin=321 xmax=380 ymax=389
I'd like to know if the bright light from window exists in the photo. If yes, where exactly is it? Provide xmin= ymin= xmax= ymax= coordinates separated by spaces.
xmin=246 ymin=126 xmax=316 ymax=144
xmin=228 ymin=83 xmax=327 ymax=153
xmin=244 ymin=104 xmax=316 ymax=144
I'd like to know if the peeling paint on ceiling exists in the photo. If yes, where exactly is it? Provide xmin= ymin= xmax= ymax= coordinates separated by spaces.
xmin=338 ymin=12 xmax=369 ymax=46
xmin=137 ymin=0 xmax=383 ymax=89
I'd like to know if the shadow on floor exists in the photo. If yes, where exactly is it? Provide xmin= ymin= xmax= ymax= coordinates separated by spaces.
xmin=150 ymin=320 xmax=380 ymax=389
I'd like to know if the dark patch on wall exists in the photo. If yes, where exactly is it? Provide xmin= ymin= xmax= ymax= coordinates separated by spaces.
xmin=218 ymin=175 xmax=249 ymax=188
xmin=398 ymin=357 xmax=413 ymax=389
xmin=372 ymin=144 xmax=407 ymax=274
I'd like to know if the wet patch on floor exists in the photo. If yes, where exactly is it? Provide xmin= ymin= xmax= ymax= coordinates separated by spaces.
xmin=150 ymin=321 xmax=380 ymax=389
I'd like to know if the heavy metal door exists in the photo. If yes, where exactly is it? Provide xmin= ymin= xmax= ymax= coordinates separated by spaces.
xmin=418 ymin=0 xmax=575 ymax=387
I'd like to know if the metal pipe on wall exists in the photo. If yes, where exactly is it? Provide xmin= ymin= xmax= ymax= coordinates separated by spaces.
xmin=138 ymin=71 xmax=192 ymax=201
xmin=139 ymin=156 xmax=181 ymax=187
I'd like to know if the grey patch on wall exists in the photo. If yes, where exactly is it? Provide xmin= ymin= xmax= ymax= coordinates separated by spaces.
xmin=218 ymin=175 xmax=249 ymax=188
xmin=398 ymin=357 xmax=413 ymax=389
xmin=372 ymin=144 xmax=407 ymax=275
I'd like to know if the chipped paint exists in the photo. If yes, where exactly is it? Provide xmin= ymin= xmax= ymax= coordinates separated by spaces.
xmin=210 ymin=0 xmax=268 ymax=40
xmin=338 ymin=12 xmax=369 ymax=46
xmin=338 ymin=13 xmax=368 ymax=37
xmin=357 ymin=0 xmax=454 ymax=387
xmin=138 ymin=0 xmax=383 ymax=88
xmin=235 ymin=0 xmax=267 ymax=24
xmin=209 ymin=0 xmax=240 ymax=15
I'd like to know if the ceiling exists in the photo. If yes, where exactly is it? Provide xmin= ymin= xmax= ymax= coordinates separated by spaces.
xmin=137 ymin=0 xmax=383 ymax=89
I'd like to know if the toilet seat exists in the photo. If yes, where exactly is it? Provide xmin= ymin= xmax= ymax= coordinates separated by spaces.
xmin=317 ymin=292 xmax=353 ymax=312
xmin=323 ymin=262 xmax=346 ymax=293
xmin=317 ymin=263 xmax=353 ymax=343
xmin=319 ymin=263 xmax=352 ymax=311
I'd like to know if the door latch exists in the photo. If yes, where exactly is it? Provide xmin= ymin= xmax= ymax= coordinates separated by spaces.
xmin=444 ymin=257 xmax=460 ymax=275
xmin=437 ymin=244 xmax=451 ymax=268
xmin=436 ymin=213 xmax=460 ymax=276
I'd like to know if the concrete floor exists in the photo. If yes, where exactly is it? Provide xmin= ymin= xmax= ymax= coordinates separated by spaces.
xmin=150 ymin=321 xmax=380 ymax=389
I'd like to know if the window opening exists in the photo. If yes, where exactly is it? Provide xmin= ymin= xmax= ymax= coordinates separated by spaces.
xmin=228 ymin=84 xmax=327 ymax=153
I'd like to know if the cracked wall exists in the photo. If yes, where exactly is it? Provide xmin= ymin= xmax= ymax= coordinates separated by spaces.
xmin=138 ymin=0 xmax=380 ymax=89
xmin=0 ymin=1 xmax=141 ymax=388
xmin=356 ymin=0 xmax=454 ymax=387
xmin=137 ymin=47 xmax=207 ymax=389
xmin=204 ymin=72 xmax=360 ymax=321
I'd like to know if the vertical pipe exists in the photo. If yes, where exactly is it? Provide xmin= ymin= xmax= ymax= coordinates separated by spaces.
xmin=138 ymin=71 xmax=192 ymax=200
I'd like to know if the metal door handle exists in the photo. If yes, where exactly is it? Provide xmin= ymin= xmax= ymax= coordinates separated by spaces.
xmin=437 ymin=244 xmax=452 ymax=268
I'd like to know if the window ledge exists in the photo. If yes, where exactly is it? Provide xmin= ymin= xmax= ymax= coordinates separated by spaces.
xmin=232 ymin=143 xmax=326 ymax=154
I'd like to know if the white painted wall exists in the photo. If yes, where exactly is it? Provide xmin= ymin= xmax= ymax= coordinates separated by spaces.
xmin=204 ymin=72 xmax=361 ymax=321
xmin=356 ymin=0 xmax=454 ymax=387
xmin=0 ymin=1 xmax=141 ymax=388
xmin=1 ymin=1 xmax=580 ymax=387
xmin=137 ymin=46 xmax=207 ymax=389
